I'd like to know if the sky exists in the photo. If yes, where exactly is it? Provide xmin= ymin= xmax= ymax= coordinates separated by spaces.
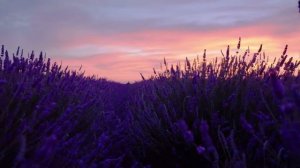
xmin=0 ymin=0 xmax=299 ymax=82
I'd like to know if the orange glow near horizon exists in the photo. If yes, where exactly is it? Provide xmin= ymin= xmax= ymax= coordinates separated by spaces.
xmin=1 ymin=0 xmax=299 ymax=83
xmin=53 ymin=23 xmax=300 ymax=83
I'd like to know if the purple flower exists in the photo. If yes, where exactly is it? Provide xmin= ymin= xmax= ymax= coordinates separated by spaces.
xmin=270 ymin=70 xmax=285 ymax=99
xmin=174 ymin=120 xmax=194 ymax=143
xmin=240 ymin=115 xmax=255 ymax=134
xmin=196 ymin=145 xmax=206 ymax=155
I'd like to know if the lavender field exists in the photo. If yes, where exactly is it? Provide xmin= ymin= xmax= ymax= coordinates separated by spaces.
xmin=1 ymin=41 xmax=300 ymax=168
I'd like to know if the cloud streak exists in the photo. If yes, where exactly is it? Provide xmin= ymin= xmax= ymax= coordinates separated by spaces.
xmin=0 ymin=0 xmax=299 ymax=82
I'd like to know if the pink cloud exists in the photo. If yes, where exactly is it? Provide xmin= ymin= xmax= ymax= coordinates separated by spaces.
xmin=52 ymin=22 xmax=300 ymax=82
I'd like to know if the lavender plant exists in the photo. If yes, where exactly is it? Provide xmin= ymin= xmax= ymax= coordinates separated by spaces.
xmin=0 ymin=45 xmax=133 ymax=167
xmin=130 ymin=39 xmax=300 ymax=167
xmin=1 ymin=38 xmax=300 ymax=168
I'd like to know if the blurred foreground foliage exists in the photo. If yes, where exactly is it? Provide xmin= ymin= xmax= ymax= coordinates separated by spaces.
xmin=1 ymin=39 xmax=300 ymax=167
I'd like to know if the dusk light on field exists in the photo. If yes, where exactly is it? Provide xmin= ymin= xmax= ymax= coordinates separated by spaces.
xmin=1 ymin=0 xmax=299 ymax=82
xmin=1 ymin=1 xmax=300 ymax=167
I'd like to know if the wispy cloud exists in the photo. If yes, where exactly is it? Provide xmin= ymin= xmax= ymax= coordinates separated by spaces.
xmin=0 ymin=0 xmax=299 ymax=82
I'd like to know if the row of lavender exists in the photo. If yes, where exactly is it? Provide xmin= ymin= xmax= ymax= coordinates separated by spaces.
xmin=0 ymin=46 xmax=133 ymax=167
xmin=132 ymin=41 xmax=300 ymax=167
xmin=1 ymin=40 xmax=300 ymax=167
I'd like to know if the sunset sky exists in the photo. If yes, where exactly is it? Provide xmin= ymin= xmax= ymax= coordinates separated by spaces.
xmin=0 ymin=0 xmax=299 ymax=82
